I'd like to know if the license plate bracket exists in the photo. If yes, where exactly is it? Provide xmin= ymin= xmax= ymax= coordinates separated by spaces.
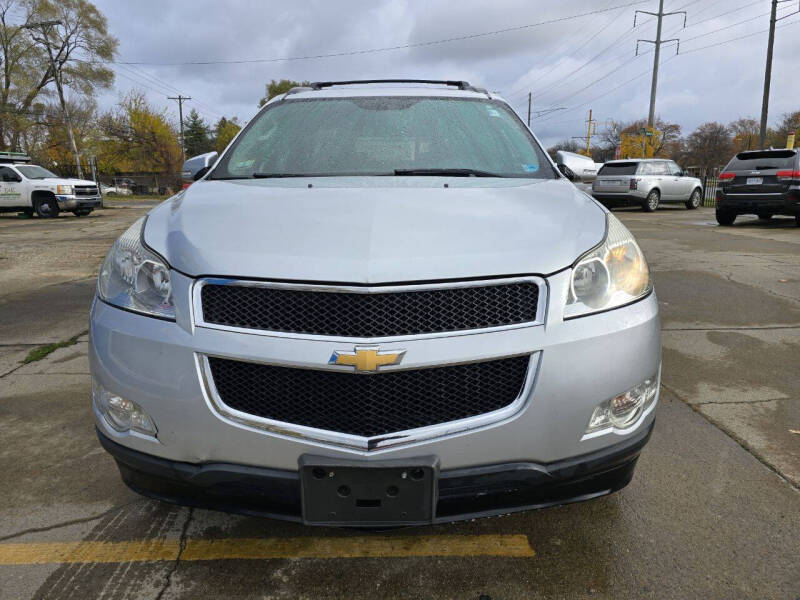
xmin=299 ymin=455 xmax=438 ymax=526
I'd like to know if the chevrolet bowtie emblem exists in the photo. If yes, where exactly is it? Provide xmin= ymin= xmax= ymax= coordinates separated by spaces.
xmin=329 ymin=347 xmax=406 ymax=373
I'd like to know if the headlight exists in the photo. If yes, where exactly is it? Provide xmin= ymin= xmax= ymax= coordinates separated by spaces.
xmin=57 ymin=184 xmax=74 ymax=195
xmin=565 ymin=213 xmax=651 ymax=318
xmin=97 ymin=217 xmax=174 ymax=319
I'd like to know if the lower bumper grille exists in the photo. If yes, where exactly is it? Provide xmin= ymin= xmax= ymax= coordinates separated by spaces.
xmin=207 ymin=355 xmax=531 ymax=438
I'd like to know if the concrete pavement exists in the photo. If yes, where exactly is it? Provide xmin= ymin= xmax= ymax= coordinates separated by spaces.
xmin=0 ymin=204 xmax=798 ymax=599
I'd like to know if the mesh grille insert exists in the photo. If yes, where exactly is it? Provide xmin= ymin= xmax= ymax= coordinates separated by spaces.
xmin=207 ymin=355 xmax=530 ymax=438
xmin=201 ymin=281 xmax=539 ymax=337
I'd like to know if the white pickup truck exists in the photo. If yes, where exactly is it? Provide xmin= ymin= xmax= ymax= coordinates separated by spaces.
xmin=0 ymin=153 xmax=102 ymax=217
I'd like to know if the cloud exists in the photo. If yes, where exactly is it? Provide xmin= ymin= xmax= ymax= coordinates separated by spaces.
xmin=90 ymin=0 xmax=800 ymax=146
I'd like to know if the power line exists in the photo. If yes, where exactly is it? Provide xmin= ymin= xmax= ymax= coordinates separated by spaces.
xmin=102 ymin=1 xmax=651 ymax=66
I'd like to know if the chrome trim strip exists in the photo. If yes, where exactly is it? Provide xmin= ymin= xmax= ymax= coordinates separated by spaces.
xmin=192 ymin=276 xmax=547 ymax=342
xmin=196 ymin=352 xmax=540 ymax=453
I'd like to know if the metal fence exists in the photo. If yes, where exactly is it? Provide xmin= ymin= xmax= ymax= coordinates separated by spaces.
xmin=50 ymin=163 xmax=181 ymax=196
xmin=685 ymin=165 xmax=725 ymax=207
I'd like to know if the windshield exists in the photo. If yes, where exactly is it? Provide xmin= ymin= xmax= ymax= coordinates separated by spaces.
xmin=16 ymin=165 xmax=57 ymax=179
xmin=212 ymin=96 xmax=554 ymax=179
xmin=727 ymin=150 xmax=796 ymax=171
xmin=598 ymin=162 xmax=638 ymax=176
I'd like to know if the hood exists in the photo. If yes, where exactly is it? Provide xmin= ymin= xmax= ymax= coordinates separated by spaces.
xmin=35 ymin=177 xmax=97 ymax=187
xmin=143 ymin=178 xmax=606 ymax=283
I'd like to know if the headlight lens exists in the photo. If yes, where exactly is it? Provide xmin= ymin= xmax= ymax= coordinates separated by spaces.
xmin=57 ymin=184 xmax=74 ymax=195
xmin=585 ymin=371 xmax=660 ymax=435
xmin=93 ymin=379 xmax=157 ymax=437
xmin=566 ymin=213 xmax=651 ymax=318
xmin=97 ymin=217 xmax=174 ymax=319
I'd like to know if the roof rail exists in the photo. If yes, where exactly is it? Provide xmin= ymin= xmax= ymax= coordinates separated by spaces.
xmin=308 ymin=79 xmax=486 ymax=93
xmin=0 ymin=151 xmax=31 ymax=163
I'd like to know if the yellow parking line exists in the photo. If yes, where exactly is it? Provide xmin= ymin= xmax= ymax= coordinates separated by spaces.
xmin=0 ymin=534 xmax=534 ymax=565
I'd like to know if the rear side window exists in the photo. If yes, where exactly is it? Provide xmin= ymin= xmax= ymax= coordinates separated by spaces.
xmin=726 ymin=150 xmax=796 ymax=171
xmin=598 ymin=162 xmax=638 ymax=176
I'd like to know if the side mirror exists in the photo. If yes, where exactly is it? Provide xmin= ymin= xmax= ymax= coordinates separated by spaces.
xmin=558 ymin=164 xmax=576 ymax=181
xmin=181 ymin=151 xmax=219 ymax=183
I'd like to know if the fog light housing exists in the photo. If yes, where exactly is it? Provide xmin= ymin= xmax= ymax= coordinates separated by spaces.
xmin=585 ymin=370 xmax=660 ymax=435
xmin=93 ymin=380 xmax=157 ymax=437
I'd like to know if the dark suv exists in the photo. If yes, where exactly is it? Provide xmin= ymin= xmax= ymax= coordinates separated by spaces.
xmin=716 ymin=149 xmax=800 ymax=226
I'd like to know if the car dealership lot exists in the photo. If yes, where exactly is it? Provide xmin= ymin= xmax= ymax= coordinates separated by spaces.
xmin=0 ymin=203 xmax=798 ymax=599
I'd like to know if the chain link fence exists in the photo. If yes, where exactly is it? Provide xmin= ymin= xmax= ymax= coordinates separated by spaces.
xmin=50 ymin=162 xmax=181 ymax=196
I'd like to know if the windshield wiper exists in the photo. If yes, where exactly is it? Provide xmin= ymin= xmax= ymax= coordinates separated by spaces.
xmin=252 ymin=172 xmax=311 ymax=178
xmin=394 ymin=168 xmax=506 ymax=177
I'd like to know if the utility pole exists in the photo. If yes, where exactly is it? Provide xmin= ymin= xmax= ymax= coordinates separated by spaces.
xmin=759 ymin=0 xmax=778 ymax=149
xmin=584 ymin=109 xmax=597 ymax=156
xmin=527 ymin=92 xmax=532 ymax=127
xmin=23 ymin=20 xmax=83 ymax=179
xmin=169 ymin=95 xmax=191 ymax=164
xmin=635 ymin=2 xmax=686 ymax=128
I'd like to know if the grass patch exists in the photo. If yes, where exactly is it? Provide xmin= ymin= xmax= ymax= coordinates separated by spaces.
xmin=21 ymin=331 xmax=87 ymax=364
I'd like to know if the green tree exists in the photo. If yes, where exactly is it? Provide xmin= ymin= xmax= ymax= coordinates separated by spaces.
xmin=258 ymin=79 xmax=310 ymax=106
xmin=183 ymin=109 xmax=211 ymax=157
xmin=0 ymin=0 xmax=117 ymax=151
xmin=213 ymin=116 xmax=241 ymax=153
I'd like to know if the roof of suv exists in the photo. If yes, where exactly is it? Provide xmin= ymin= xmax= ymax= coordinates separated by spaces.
xmin=268 ymin=79 xmax=495 ymax=102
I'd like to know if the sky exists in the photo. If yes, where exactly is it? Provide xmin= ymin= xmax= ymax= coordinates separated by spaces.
xmin=89 ymin=0 xmax=800 ymax=149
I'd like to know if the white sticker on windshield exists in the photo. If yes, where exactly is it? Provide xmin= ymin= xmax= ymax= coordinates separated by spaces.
xmin=486 ymin=108 xmax=500 ymax=117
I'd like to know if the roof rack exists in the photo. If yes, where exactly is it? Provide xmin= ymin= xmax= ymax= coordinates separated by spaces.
xmin=306 ymin=79 xmax=487 ymax=93
xmin=0 ymin=151 xmax=31 ymax=164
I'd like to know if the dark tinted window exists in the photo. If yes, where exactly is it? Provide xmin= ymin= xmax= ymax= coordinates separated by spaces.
xmin=726 ymin=150 xmax=796 ymax=171
xmin=213 ymin=97 xmax=554 ymax=179
xmin=0 ymin=167 xmax=17 ymax=180
xmin=598 ymin=162 xmax=638 ymax=175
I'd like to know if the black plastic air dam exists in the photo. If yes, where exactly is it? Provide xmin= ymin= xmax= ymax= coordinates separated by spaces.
xmin=97 ymin=421 xmax=653 ymax=526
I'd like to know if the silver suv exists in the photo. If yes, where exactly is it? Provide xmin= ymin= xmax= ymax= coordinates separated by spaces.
xmin=90 ymin=79 xmax=660 ymax=527
xmin=592 ymin=158 xmax=703 ymax=212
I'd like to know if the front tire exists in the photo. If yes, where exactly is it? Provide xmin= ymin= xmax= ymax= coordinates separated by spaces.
xmin=716 ymin=208 xmax=736 ymax=226
xmin=685 ymin=188 xmax=702 ymax=209
xmin=34 ymin=195 xmax=60 ymax=218
xmin=643 ymin=189 xmax=660 ymax=212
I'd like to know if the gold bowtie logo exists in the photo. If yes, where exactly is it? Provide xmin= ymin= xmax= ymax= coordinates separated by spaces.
xmin=329 ymin=347 xmax=406 ymax=373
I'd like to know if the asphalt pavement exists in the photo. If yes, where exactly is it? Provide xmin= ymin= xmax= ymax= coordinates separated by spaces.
xmin=0 ymin=202 xmax=798 ymax=599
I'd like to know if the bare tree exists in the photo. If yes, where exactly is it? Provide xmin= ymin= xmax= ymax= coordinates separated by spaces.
xmin=682 ymin=122 xmax=732 ymax=170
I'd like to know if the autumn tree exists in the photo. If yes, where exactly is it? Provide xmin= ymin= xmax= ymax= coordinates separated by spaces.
xmin=258 ymin=79 xmax=310 ymax=106
xmin=728 ymin=118 xmax=760 ymax=153
xmin=767 ymin=111 xmax=800 ymax=148
xmin=183 ymin=109 xmax=211 ymax=157
xmin=97 ymin=92 xmax=181 ymax=175
xmin=212 ymin=116 xmax=241 ymax=153
xmin=0 ymin=0 xmax=116 ymax=151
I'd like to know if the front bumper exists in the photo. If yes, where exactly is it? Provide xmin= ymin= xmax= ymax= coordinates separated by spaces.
xmin=56 ymin=195 xmax=102 ymax=210
xmin=90 ymin=268 xmax=661 ymax=521
xmin=98 ymin=420 xmax=653 ymax=524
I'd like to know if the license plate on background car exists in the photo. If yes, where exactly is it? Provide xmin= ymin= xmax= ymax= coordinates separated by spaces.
xmin=746 ymin=177 xmax=763 ymax=185
xmin=299 ymin=455 xmax=438 ymax=526
xmin=601 ymin=180 xmax=620 ymax=186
